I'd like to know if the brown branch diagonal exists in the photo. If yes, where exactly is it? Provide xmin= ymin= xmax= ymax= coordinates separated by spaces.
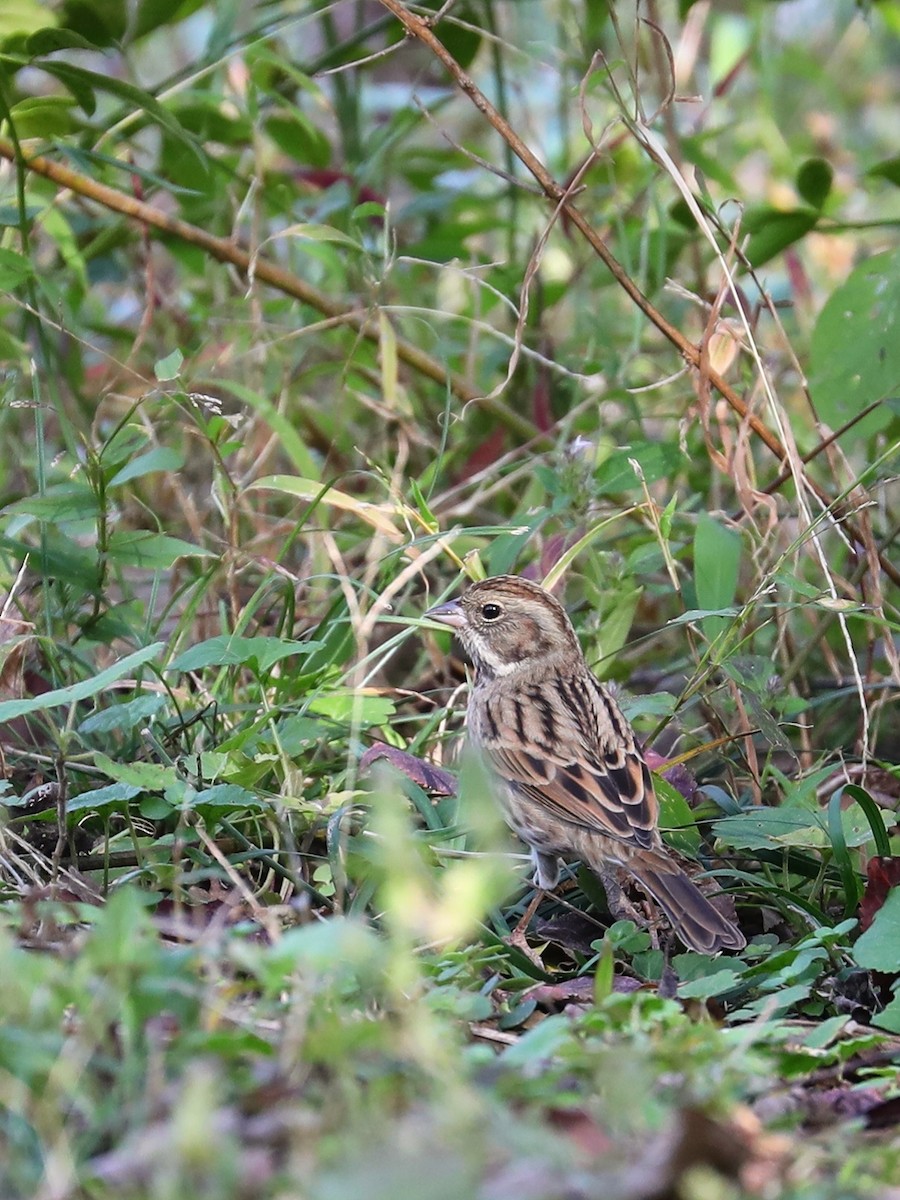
xmin=377 ymin=0 xmax=899 ymax=590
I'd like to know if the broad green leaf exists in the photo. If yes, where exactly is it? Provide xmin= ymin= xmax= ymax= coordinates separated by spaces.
xmin=264 ymin=114 xmax=331 ymax=167
xmin=744 ymin=207 xmax=818 ymax=266
xmin=655 ymin=776 xmax=701 ymax=853
xmin=678 ymin=969 xmax=743 ymax=1000
xmin=714 ymin=802 xmax=885 ymax=852
xmin=190 ymin=784 xmax=265 ymax=811
xmin=24 ymin=27 xmax=97 ymax=53
xmin=308 ymin=690 xmax=396 ymax=726
xmin=3 ymin=481 xmax=99 ymax=523
xmin=105 ymin=531 xmax=212 ymax=569
xmin=131 ymin=0 xmax=207 ymax=42
xmin=154 ymin=349 xmax=183 ymax=381
xmin=0 ymin=643 xmax=163 ymax=722
xmin=78 ymin=694 xmax=167 ymax=735
xmin=713 ymin=806 xmax=818 ymax=850
xmin=594 ymin=442 xmax=681 ymax=493
xmin=867 ymin=156 xmax=900 ymax=187
xmin=9 ymin=95 xmax=80 ymax=138
xmin=93 ymin=751 xmax=177 ymax=791
xmin=852 ymin=888 xmax=900 ymax=973
xmin=168 ymin=635 xmax=324 ymax=673
xmin=0 ymin=528 xmax=101 ymax=590
xmin=693 ymin=514 xmax=741 ymax=643
xmin=67 ymin=782 xmax=143 ymax=812
xmin=231 ymin=917 xmax=381 ymax=994
xmin=796 ymin=158 xmax=833 ymax=210
xmin=809 ymin=247 xmax=900 ymax=441
xmin=107 ymin=447 xmax=184 ymax=487
xmin=501 ymin=1014 xmax=572 ymax=1065
xmin=872 ymin=993 xmax=900 ymax=1034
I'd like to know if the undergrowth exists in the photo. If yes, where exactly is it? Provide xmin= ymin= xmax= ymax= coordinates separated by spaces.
xmin=0 ymin=0 xmax=898 ymax=1196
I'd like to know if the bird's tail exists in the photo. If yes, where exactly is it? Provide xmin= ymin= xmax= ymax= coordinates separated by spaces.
xmin=631 ymin=854 xmax=745 ymax=954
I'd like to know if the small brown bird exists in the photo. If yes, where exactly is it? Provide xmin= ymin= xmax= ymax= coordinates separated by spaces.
xmin=425 ymin=575 xmax=744 ymax=954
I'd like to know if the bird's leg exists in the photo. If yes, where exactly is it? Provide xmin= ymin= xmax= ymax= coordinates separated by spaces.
xmin=531 ymin=849 xmax=560 ymax=891
xmin=508 ymin=890 xmax=544 ymax=959
xmin=506 ymin=850 xmax=560 ymax=963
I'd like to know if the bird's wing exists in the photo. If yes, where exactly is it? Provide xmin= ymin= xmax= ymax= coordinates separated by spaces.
xmin=473 ymin=671 xmax=660 ymax=849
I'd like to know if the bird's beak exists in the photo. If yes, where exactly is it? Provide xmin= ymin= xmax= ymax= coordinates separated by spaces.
xmin=424 ymin=598 xmax=467 ymax=630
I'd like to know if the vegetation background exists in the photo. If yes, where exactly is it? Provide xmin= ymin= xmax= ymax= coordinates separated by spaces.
xmin=0 ymin=0 xmax=898 ymax=1196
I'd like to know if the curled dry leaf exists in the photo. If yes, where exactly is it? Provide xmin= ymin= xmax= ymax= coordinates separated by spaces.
xmin=860 ymin=856 xmax=900 ymax=932
xmin=359 ymin=742 xmax=458 ymax=796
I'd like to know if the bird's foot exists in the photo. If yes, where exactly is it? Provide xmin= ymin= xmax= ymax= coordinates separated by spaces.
xmin=506 ymin=889 xmax=546 ymax=966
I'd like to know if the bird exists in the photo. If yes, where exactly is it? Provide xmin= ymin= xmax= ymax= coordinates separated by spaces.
xmin=424 ymin=574 xmax=745 ymax=954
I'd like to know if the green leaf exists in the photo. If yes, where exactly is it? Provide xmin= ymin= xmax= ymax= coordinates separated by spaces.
xmin=593 ymin=937 xmax=615 ymax=1003
xmin=714 ymin=801 xmax=883 ymax=852
xmin=594 ymin=441 xmax=681 ymax=493
xmin=31 ymin=58 xmax=203 ymax=162
xmin=796 ymin=158 xmax=833 ymax=209
xmin=0 ymin=246 xmax=34 ymax=288
xmin=655 ymin=776 xmax=701 ymax=853
xmin=190 ymin=784 xmax=265 ymax=811
xmin=827 ymin=788 xmax=862 ymax=915
xmin=809 ymin=247 xmax=900 ymax=441
xmin=866 ymin=156 xmax=900 ymax=187
xmin=67 ymin=781 xmax=143 ymax=812
xmin=167 ymin=635 xmax=324 ymax=673
xmin=872 ymin=993 xmax=900 ymax=1033
xmin=744 ymin=207 xmax=818 ymax=267
xmin=0 ymin=327 xmax=29 ymax=361
xmin=436 ymin=3 xmax=481 ymax=68
xmin=0 ymin=643 xmax=162 ymax=722
xmin=105 ymin=531 xmax=212 ymax=569
xmin=667 ymin=607 xmax=741 ymax=627
xmin=852 ymin=888 xmax=900 ymax=973
xmin=308 ymin=691 xmax=396 ymax=727
xmin=131 ymin=0 xmax=206 ymax=42
xmin=232 ymin=917 xmax=381 ymax=994
xmin=677 ymin=968 xmax=743 ymax=1000
xmin=8 ymin=95 xmax=80 ymax=138
xmin=835 ymin=785 xmax=892 ymax=857
xmin=93 ymin=751 xmax=177 ymax=791
xmin=107 ymin=447 xmax=184 ymax=487
xmin=24 ymin=26 xmax=98 ymax=53
xmin=154 ymin=348 xmax=183 ymax=381
xmin=693 ymin=514 xmax=741 ymax=643
xmin=3 ymin=480 xmax=99 ymax=522
xmin=78 ymin=694 xmax=167 ymax=735
xmin=500 ymin=1014 xmax=572 ymax=1066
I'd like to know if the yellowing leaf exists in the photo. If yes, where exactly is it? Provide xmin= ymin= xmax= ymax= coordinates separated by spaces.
xmin=248 ymin=475 xmax=404 ymax=542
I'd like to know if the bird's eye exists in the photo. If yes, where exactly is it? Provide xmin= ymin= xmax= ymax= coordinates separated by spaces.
xmin=481 ymin=603 xmax=502 ymax=621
